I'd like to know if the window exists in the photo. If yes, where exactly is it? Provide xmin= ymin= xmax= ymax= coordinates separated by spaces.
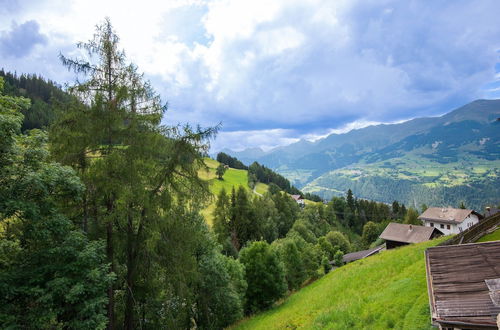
xmin=430 ymin=223 xmax=434 ymax=227
xmin=459 ymin=226 xmax=463 ymax=232
xmin=447 ymin=225 xmax=450 ymax=230
xmin=440 ymin=224 xmax=444 ymax=229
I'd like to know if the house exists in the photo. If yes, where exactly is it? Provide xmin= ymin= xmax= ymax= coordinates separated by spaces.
xmin=425 ymin=241 xmax=500 ymax=329
xmin=418 ymin=207 xmax=484 ymax=235
xmin=341 ymin=245 xmax=384 ymax=264
xmin=379 ymin=223 xmax=442 ymax=249
xmin=291 ymin=194 xmax=305 ymax=206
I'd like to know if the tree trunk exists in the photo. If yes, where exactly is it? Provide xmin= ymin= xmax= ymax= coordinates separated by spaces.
xmin=106 ymin=199 xmax=115 ymax=330
xmin=124 ymin=204 xmax=135 ymax=330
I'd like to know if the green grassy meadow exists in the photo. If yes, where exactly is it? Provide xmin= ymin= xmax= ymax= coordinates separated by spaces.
xmin=231 ymin=237 xmax=448 ymax=330
xmin=477 ymin=228 xmax=500 ymax=242
xmin=199 ymin=158 xmax=259 ymax=225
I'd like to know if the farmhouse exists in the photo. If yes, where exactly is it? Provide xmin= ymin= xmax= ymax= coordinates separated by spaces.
xmin=419 ymin=207 xmax=484 ymax=235
xmin=425 ymin=241 xmax=500 ymax=330
xmin=379 ymin=223 xmax=442 ymax=249
xmin=291 ymin=194 xmax=305 ymax=206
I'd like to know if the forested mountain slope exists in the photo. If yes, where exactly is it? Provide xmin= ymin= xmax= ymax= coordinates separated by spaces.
xmin=226 ymin=100 xmax=500 ymax=209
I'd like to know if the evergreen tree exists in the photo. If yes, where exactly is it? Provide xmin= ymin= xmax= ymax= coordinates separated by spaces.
xmin=403 ymin=208 xmax=421 ymax=225
xmin=51 ymin=19 xmax=217 ymax=329
xmin=346 ymin=189 xmax=355 ymax=211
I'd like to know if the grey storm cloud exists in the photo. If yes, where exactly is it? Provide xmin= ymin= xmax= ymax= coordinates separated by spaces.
xmin=158 ymin=0 xmax=500 ymax=138
xmin=1 ymin=0 xmax=500 ymax=151
xmin=0 ymin=20 xmax=48 ymax=58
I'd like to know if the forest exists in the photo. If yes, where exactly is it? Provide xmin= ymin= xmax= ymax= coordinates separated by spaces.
xmin=0 ymin=19 xmax=416 ymax=329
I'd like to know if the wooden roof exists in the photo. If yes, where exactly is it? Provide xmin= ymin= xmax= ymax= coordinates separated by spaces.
xmin=419 ymin=207 xmax=484 ymax=224
xmin=341 ymin=245 xmax=384 ymax=263
xmin=425 ymin=241 xmax=500 ymax=329
xmin=379 ymin=222 xmax=439 ymax=244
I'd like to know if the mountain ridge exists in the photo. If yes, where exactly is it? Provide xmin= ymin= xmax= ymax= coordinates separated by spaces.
xmin=223 ymin=99 xmax=500 ymax=209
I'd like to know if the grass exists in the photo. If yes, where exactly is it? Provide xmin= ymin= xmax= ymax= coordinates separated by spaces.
xmin=477 ymin=228 xmax=500 ymax=242
xmin=199 ymin=158 xmax=265 ymax=225
xmin=231 ymin=237 xmax=448 ymax=330
xmin=254 ymin=182 xmax=268 ymax=195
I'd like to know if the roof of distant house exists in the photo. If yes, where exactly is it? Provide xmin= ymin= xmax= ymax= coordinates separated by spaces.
xmin=291 ymin=195 xmax=303 ymax=201
xmin=485 ymin=207 xmax=500 ymax=218
xmin=418 ymin=207 xmax=484 ymax=224
xmin=341 ymin=245 xmax=384 ymax=263
xmin=425 ymin=241 xmax=500 ymax=329
xmin=380 ymin=223 xmax=440 ymax=244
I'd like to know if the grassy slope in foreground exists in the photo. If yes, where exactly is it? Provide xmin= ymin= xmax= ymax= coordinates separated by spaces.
xmin=232 ymin=237 xmax=448 ymax=330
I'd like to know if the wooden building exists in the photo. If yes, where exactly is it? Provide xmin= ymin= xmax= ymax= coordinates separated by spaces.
xmin=341 ymin=245 xmax=384 ymax=264
xmin=425 ymin=241 xmax=500 ymax=329
xmin=379 ymin=223 xmax=442 ymax=249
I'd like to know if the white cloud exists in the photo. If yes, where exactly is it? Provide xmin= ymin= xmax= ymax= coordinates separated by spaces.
xmin=2 ymin=0 xmax=500 ymax=151
xmin=213 ymin=128 xmax=299 ymax=152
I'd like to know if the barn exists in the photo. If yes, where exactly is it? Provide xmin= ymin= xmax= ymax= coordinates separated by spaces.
xmin=379 ymin=223 xmax=443 ymax=249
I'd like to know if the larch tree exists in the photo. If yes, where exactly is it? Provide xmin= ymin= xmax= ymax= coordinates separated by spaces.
xmin=50 ymin=18 xmax=217 ymax=329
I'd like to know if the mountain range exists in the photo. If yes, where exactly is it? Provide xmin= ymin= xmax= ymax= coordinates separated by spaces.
xmin=223 ymin=99 xmax=500 ymax=210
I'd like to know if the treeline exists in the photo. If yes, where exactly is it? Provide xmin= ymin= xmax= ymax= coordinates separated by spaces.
xmin=216 ymin=152 xmax=248 ymax=170
xmin=0 ymin=69 xmax=70 ymax=131
xmin=212 ymin=186 xmax=351 ymax=313
xmin=208 ymin=185 xmax=415 ymax=316
xmin=247 ymin=161 xmax=301 ymax=195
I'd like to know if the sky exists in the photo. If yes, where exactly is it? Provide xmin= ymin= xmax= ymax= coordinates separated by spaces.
xmin=1 ymin=0 xmax=500 ymax=151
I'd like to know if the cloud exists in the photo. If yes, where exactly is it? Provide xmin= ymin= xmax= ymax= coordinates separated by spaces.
xmin=0 ymin=20 xmax=47 ymax=57
xmin=2 ymin=0 xmax=500 ymax=151
xmin=155 ymin=0 xmax=500 ymax=133
xmin=212 ymin=128 xmax=300 ymax=152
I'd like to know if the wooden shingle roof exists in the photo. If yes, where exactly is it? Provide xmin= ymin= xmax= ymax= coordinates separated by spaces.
xmin=341 ymin=245 xmax=384 ymax=263
xmin=379 ymin=223 xmax=439 ymax=244
xmin=425 ymin=241 xmax=500 ymax=329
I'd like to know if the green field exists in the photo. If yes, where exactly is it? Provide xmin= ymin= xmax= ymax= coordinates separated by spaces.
xmin=200 ymin=158 xmax=269 ymax=225
xmin=231 ymin=237 xmax=448 ymax=330
xmin=477 ymin=228 xmax=500 ymax=242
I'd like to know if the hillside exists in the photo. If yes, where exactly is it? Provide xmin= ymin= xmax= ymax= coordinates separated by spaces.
xmin=225 ymin=100 xmax=500 ymax=209
xmin=231 ymin=237 xmax=448 ymax=330
xmin=199 ymin=158 xmax=260 ymax=225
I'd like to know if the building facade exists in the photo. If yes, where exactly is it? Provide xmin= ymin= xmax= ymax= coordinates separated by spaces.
xmin=418 ymin=207 xmax=483 ymax=235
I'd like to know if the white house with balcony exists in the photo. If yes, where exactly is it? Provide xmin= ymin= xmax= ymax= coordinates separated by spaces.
xmin=418 ymin=207 xmax=484 ymax=235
